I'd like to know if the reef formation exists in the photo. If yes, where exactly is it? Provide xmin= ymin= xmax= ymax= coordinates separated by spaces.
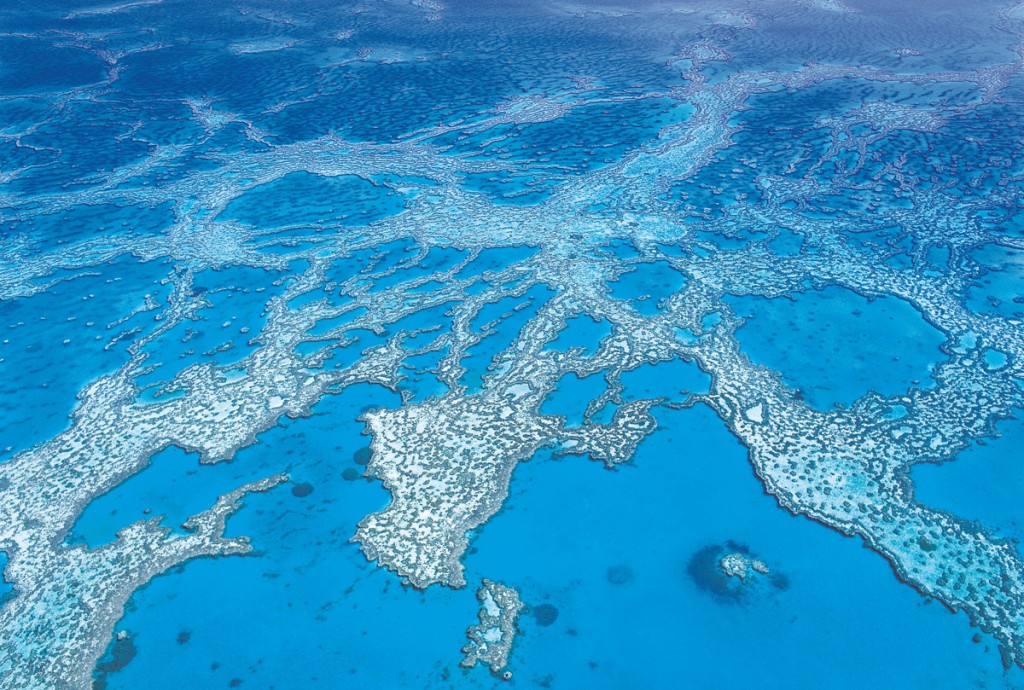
xmin=1 ymin=1 xmax=1024 ymax=686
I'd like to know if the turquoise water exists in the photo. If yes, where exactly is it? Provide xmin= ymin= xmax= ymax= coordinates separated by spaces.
xmin=470 ymin=404 xmax=1017 ymax=689
xmin=0 ymin=256 xmax=170 ymax=459
xmin=912 ymin=416 xmax=1024 ymax=545
xmin=727 ymin=287 xmax=947 ymax=409
xmin=219 ymin=172 xmax=408 ymax=230
xmin=103 ymin=402 xmax=1019 ymax=689
xmin=607 ymin=261 xmax=688 ymax=316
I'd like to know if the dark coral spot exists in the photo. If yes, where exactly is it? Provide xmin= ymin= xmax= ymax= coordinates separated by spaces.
xmin=291 ymin=482 xmax=314 ymax=498
xmin=93 ymin=634 xmax=137 ymax=690
xmin=606 ymin=565 xmax=634 ymax=585
xmin=177 ymin=630 xmax=191 ymax=645
xmin=533 ymin=603 xmax=559 ymax=627
xmin=353 ymin=447 xmax=372 ymax=465
xmin=687 ymin=544 xmax=742 ymax=603
xmin=771 ymin=571 xmax=790 ymax=591
xmin=342 ymin=468 xmax=360 ymax=481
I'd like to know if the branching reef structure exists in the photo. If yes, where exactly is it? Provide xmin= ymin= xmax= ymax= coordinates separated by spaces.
xmin=1 ymin=1 xmax=1024 ymax=686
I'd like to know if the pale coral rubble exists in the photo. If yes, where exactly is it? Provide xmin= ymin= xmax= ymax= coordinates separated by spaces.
xmin=460 ymin=579 xmax=523 ymax=677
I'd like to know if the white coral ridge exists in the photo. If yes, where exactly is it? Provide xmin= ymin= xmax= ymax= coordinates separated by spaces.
xmin=461 ymin=579 xmax=523 ymax=675
xmin=720 ymin=552 xmax=770 ymax=580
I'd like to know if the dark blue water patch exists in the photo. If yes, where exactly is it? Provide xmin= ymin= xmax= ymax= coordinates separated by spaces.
xmin=619 ymin=358 xmax=710 ymax=403
xmin=605 ymin=564 xmax=634 ymax=586
xmin=452 ymin=245 xmax=539 ymax=282
xmin=0 ymin=35 xmax=106 ymax=94
xmin=598 ymin=239 xmax=641 ymax=261
xmin=726 ymin=286 xmax=946 ymax=410
xmin=133 ymin=266 xmax=281 ymax=393
xmin=415 ymin=247 xmax=470 ymax=275
xmin=387 ymin=302 xmax=457 ymax=340
xmin=966 ymin=243 xmax=1024 ymax=319
xmin=363 ymin=237 xmax=419 ymax=280
xmin=314 ymin=329 xmax=393 ymax=371
xmin=110 ymin=0 xmax=686 ymax=138
xmin=0 ymin=136 xmax=59 ymax=175
xmin=114 ymin=35 xmax=325 ymax=125
xmin=0 ymin=256 xmax=170 ymax=462
xmin=397 ymin=347 xmax=451 ymax=403
xmin=93 ymin=384 xmax=519 ymax=690
xmin=129 ymin=100 xmax=210 ymax=147
xmin=441 ymin=97 xmax=690 ymax=178
xmin=462 ymin=285 xmax=553 ymax=393
xmin=929 ymin=102 xmax=1024 ymax=196
xmin=531 ymin=603 xmax=559 ymax=627
xmin=0 ymin=551 xmax=12 ymax=603
xmin=862 ymin=127 xmax=993 ymax=199
xmin=668 ymin=77 xmax=990 ymax=219
xmin=0 ymin=96 xmax=50 ymax=133
xmin=218 ymin=172 xmax=407 ymax=230
xmin=606 ymin=260 xmax=687 ymax=315
xmin=194 ymin=120 xmax=268 ymax=157
xmin=462 ymin=402 xmax=1014 ymax=689
xmin=688 ymin=543 xmax=751 ymax=604
xmin=0 ymin=200 xmax=177 ymax=247
xmin=694 ymin=227 xmax=771 ymax=252
xmin=292 ymin=481 xmax=315 ymax=497
xmin=94 ymin=632 xmax=137 ymax=690
xmin=978 ymin=207 xmax=1024 ymax=242
xmin=539 ymin=372 xmax=607 ymax=426
xmin=770 ymin=227 xmax=806 ymax=256
xmin=545 ymin=316 xmax=611 ymax=357
xmin=14 ymin=100 xmax=155 ymax=190
xmin=926 ymin=244 xmax=951 ymax=272
xmin=66 ymin=446 xmax=264 ymax=548
xmin=460 ymin=169 xmax=556 ymax=205
xmin=261 ymin=56 xmax=512 ymax=144
xmin=116 ymin=150 xmax=223 ymax=192
xmin=911 ymin=415 xmax=1024 ymax=545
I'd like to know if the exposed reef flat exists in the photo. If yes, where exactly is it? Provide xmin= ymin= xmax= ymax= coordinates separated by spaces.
xmin=460 ymin=579 xmax=523 ymax=678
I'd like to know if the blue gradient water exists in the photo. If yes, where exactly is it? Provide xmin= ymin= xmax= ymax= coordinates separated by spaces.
xmin=101 ymin=399 xmax=1020 ymax=689
xmin=2 ymin=0 xmax=1024 ymax=688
